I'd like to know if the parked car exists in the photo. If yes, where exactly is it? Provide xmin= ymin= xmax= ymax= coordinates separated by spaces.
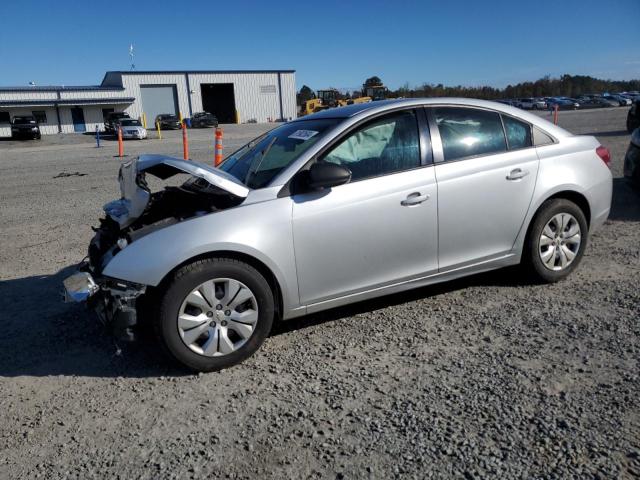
xmin=627 ymin=99 xmax=640 ymax=133
xmin=621 ymin=91 xmax=640 ymax=101
xmin=576 ymin=96 xmax=610 ymax=109
xmin=115 ymin=118 xmax=148 ymax=140
xmin=155 ymin=114 xmax=181 ymax=130
xmin=516 ymin=98 xmax=546 ymax=110
xmin=623 ymin=127 xmax=640 ymax=188
xmin=10 ymin=115 xmax=41 ymax=139
xmin=546 ymin=97 xmax=580 ymax=110
xmin=619 ymin=93 xmax=640 ymax=103
xmin=190 ymin=112 xmax=219 ymax=128
xmin=104 ymin=112 xmax=131 ymax=134
xmin=63 ymin=98 xmax=613 ymax=372
xmin=602 ymin=94 xmax=631 ymax=106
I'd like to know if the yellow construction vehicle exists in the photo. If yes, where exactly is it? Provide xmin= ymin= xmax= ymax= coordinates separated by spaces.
xmin=300 ymin=89 xmax=340 ymax=116
xmin=301 ymin=88 xmax=374 ymax=116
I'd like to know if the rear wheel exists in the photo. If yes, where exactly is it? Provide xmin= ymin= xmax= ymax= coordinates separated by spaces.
xmin=523 ymin=199 xmax=588 ymax=283
xmin=156 ymin=258 xmax=275 ymax=372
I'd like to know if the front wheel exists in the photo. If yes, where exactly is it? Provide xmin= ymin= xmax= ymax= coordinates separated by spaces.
xmin=155 ymin=258 xmax=275 ymax=372
xmin=523 ymin=199 xmax=588 ymax=283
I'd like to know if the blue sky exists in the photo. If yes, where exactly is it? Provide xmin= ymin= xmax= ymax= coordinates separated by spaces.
xmin=0 ymin=0 xmax=638 ymax=91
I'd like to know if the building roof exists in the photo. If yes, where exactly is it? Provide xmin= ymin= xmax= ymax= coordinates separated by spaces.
xmin=0 ymin=69 xmax=296 ymax=92
xmin=0 ymin=97 xmax=135 ymax=108
xmin=0 ymin=85 xmax=124 ymax=93
xmin=105 ymin=69 xmax=295 ymax=75
xmin=100 ymin=69 xmax=295 ymax=86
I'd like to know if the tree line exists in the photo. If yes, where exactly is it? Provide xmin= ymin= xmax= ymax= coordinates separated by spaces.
xmin=298 ymin=74 xmax=640 ymax=105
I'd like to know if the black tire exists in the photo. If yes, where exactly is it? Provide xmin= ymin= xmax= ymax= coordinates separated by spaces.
xmin=523 ymin=198 xmax=588 ymax=283
xmin=155 ymin=257 xmax=275 ymax=372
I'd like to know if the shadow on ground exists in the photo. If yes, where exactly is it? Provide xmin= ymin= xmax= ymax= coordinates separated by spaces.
xmin=1 ymin=178 xmax=637 ymax=379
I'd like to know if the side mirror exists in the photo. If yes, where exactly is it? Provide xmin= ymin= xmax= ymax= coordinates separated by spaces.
xmin=308 ymin=162 xmax=352 ymax=189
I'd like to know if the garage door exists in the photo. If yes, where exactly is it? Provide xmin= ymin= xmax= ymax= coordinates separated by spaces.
xmin=140 ymin=85 xmax=179 ymax=126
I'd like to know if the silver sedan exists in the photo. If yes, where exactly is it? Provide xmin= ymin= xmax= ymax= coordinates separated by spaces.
xmin=63 ymin=98 xmax=612 ymax=372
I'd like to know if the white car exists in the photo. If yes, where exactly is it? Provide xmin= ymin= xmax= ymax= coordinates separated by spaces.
xmin=117 ymin=119 xmax=147 ymax=139
xmin=63 ymin=98 xmax=613 ymax=372
xmin=517 ymin=98 xmax=547 ymax=110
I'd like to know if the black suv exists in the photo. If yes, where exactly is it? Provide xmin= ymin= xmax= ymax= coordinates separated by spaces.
xmin=190 ymin=112 xmax=218 ymax=128
xmin=627 ymin=99 xmax=640 ymax=133
xmin=11 ymin=116 xmax=41 ymax=139
xmin=105 ymin=112 xmax=131 ymax=134
xmin=155 ymin=114 xmax=181 ymax=130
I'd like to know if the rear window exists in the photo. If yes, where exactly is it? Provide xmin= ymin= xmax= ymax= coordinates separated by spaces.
xmin=13 ymin=116 xmax=36 ymax=124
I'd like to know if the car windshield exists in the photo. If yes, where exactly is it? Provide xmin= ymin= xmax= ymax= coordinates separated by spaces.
xmin=14 ymin=117 xmax=36 ymax=124
xmin=121 ymin=119 xmax=141 ymax=126
xmin=161 ymin=115 xmax=177 ymax=120
xmin=218 ymin=119 xmax=339 ymax=189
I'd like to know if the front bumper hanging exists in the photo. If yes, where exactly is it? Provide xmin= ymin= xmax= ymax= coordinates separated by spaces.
xmin=63 ymin=268 xmax=146 ymax=342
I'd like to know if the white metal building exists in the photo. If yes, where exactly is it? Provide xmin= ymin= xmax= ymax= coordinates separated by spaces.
xmin=0 ymin=69 xmax=296 ymax=137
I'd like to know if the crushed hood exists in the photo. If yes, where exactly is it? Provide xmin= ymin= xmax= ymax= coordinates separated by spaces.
xmin=104 ymin=154 xmax=249 ymax=228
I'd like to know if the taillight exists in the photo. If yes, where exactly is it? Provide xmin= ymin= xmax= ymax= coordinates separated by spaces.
xmin=596 ymin=145 xmax=611 ymax=168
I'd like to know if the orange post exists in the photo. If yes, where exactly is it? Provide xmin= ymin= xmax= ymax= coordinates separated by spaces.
xmin=214 ymin=127 xmax=223 ymax=166
xmin=553 ymin=105 xmax=559 ymax=125
xmin=117 ymin=126 xmax=124 ymax=157
xmin=182 ymin=122 xmax=189 ymax=160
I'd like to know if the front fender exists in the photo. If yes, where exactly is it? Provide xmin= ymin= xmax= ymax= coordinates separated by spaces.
xmin=102 ymin=197 xmax=299 ymax=312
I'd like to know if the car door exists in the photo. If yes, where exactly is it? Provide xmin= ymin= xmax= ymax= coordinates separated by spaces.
xmin=291 ymin=108 xmax=438 ymax=306
xmin=428 ymin=106 xmax=539 ymax=270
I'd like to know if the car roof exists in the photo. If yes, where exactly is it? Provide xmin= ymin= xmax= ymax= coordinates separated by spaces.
xmin=293 ymin=97 xmax=572 ymax=138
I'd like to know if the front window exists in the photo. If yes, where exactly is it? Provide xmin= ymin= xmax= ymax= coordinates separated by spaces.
xmin=219 ymin=119 xmax=338 ymax=189
xmin=321 ymin=110 xmax=421 ymax=181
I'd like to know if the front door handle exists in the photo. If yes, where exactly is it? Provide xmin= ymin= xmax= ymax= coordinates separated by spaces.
xmin=506 ymin=168 xmax=529 ymax=181
xmin=401 ymin=192 xmax=430 ymax=206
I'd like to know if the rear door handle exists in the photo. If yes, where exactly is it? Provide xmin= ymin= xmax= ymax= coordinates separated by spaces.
xmin=401 ymin=192 xmax=430 ymax=206
xmin=506 ymin=168 xmax=529 ymax=181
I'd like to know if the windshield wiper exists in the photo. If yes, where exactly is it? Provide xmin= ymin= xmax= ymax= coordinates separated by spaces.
xmin=244 ymin=137 xmax=277 ymax=186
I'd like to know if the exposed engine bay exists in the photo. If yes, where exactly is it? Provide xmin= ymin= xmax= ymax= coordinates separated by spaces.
xmin=89 ymin=155 xmax=248 ymax=274
xmin=67 ymin=154 xmax=249 ymax=341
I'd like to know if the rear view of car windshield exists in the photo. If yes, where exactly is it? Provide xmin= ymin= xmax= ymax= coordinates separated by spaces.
xmin=13 ymin=116 xmax=36 ymax=124
xmin=219 ymin=119 xmax=339 ymax=189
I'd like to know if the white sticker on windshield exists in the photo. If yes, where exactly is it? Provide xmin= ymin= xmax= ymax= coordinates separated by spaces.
xmin=288 ymin=129 xmax=319 ymax=141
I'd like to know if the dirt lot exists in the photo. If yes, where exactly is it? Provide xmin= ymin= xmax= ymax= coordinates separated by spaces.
xmin=0 ymin=108 xmax=638 ymax=479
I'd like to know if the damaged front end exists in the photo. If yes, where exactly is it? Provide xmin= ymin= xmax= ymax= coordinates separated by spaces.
xmin=63 ymin=154 xmax=249 ymax=341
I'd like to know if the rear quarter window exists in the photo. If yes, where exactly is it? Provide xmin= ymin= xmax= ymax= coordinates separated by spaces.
xmin=533 ymin=126 xmax=555 ymax=146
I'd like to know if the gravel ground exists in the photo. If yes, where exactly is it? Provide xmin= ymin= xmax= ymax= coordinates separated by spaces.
xmin=0 ymin=109 xmax=638 ymax=479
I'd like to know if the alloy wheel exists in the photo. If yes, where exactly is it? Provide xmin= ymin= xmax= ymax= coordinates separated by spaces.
xmin=538 ymin=213 xmax=582 ymax=271
xmin=177 ymin=278 xmax=258 ymax=357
